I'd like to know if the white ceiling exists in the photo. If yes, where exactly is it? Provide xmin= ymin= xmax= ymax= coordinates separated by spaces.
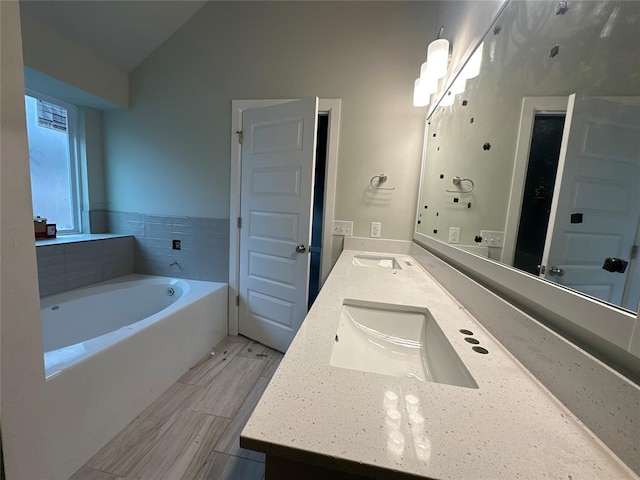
xmin=19 ymin=0 xmax=208 ymax=73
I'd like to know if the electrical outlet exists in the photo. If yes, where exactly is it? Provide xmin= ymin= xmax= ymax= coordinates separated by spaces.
xmin=332 ymin=220 xmax=353 ymax=236
xmin=479 ymin=230 xmax=505 ymax=247
xmin=448 ymin=227 xmax=461 ymax=244
xmin=370 ymin=222 xmax=381 ymax=238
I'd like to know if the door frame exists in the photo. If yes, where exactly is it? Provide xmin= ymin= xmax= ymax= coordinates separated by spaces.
xmin=503 ymin=97 xmax=568 ymax=266
xmin=228 ymin=99 xmax=341 ymax=335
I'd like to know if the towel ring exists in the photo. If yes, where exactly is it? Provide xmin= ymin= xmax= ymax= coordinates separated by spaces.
xmin=370 ymin=174 xmax=396 ymax=191
xmin=446 ymin=176 xmax=474 ymax=194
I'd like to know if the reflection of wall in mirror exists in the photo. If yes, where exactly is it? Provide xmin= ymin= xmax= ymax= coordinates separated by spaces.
xmin=417 ymin=1 xmax=640 ymax=261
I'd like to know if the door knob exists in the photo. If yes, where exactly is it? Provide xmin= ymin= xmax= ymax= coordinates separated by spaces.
xmin=549 ymin=266 xmax=564 ymax=276
xmin=295 ymin=244 xmax=306 ymax=253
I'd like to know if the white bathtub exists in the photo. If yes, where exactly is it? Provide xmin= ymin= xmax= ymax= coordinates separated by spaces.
xmin=42 ymin=274 xmax=228 ymax=480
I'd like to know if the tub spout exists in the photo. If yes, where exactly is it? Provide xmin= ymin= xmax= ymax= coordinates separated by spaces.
xmin=169 ymin=261 xmax=179 ymax=267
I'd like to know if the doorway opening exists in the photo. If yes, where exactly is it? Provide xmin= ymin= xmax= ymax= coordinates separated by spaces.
xmin=513 ymin=114 xmax=565 ymax=275
xmin=309 ymin=113 xmax=329 ymax=308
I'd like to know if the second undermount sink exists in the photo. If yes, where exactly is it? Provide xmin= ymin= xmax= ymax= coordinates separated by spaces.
xmin=329 ymin=300 xmax=478 ymax=389
xmin=352 ymin=254 xmax=402 ymax=270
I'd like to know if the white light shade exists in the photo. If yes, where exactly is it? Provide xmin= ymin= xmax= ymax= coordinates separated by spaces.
xmin=439 ymin=91 xmax=454 ymax=107
xmin=426 ymin=38 xmax=449 ymax=79
xmin=413 ymin=78 xmax=430 ymax=107
xmin=419 ymin=62 xmax=439 ymax=95
xmin=450 ymin=76 xmax=466 ymax=94
xmin=462 ymin=42 xmax=483 ymax=80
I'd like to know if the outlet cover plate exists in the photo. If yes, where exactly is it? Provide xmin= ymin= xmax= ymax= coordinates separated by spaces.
xmin=448 ymin=227 xmax=461 ymax=244
xmin=332 ymin=220 xmax=353 ymax=236
xmin=480 ymin=230 xmax=505 ymax=247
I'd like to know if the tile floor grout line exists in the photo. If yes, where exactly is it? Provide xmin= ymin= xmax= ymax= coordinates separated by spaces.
xmin=80 ymin=465 xmax=125 ymax=479
xmin=188 ymin=406 xmax=238 ymax=421
xmin=211 ymin=447 xmax=266 ymax=465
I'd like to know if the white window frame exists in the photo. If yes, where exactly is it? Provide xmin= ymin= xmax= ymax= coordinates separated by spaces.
xmin=25 ymin=89 xmax=82 ymax=234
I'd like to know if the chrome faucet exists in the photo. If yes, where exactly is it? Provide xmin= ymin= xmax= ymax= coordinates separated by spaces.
xmin=169 ymin=261 xmax=179 ymax=267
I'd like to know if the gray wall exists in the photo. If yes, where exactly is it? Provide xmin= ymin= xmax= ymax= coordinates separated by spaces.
xmin=19 ymin=12 xmax=128 ymax=108
xmin=103 ymin=2 xmax=437 ymax=244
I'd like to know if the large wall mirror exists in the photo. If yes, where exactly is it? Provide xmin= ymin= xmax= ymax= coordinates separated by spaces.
xmin=414 ymin=0 xmax=639 ymax=370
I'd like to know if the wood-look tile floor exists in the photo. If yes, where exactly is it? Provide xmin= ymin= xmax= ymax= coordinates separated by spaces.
xmin=70 ymin=335 xmax=283 ymax=480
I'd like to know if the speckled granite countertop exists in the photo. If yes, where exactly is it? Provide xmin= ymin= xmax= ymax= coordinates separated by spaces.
xmin=241 ymin=249 xmax=637 ymax=479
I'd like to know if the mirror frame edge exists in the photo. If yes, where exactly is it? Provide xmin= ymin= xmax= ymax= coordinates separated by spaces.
xmin=413 ymin=0 xmax=639 ymax=378
xmin=413 ymin=232 xmax=639 ymax=378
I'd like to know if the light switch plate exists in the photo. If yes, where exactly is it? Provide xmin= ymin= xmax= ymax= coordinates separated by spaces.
xmin=332 ymin=220 xmax=353 ymax=236
xmin=370 ymin=222 xmax=381 ymax=238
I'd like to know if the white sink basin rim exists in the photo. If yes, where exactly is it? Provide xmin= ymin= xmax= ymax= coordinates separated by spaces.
xmin=330 ymin=300 xmax=478 ymax=389
xmin=352 ymin=255 xmax=402 ymax=270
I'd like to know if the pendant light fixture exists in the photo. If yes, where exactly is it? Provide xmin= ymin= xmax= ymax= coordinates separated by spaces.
xmin=413 ymin=26 xmax=450 ymax=107
xmin=413 ymin=78 xmax=430 ymax=107
xmin=426 ymin=32 xmax=449 ymax=80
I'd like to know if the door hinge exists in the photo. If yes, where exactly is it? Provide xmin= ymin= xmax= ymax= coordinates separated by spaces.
xmin=237 ymin=217 xmax=242 ymax=229
xmin=236 ymin=295 xmax=240 ymax=306
xmin=236 ymin=130 xmax=244 ymax=144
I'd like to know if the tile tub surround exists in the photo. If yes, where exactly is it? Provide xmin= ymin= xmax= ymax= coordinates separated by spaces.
xmin=106 ymin=211 xmax=229 ymax=282
xmin=36 ymin=236 xmax=134 ymax=297
xmin=409 ymin=241 xmax=640 ymax=474
xmin=241 ymin=249 xmax=638 ymax=479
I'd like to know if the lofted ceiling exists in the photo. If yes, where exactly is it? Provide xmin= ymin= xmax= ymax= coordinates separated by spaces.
xmin=19 ymin=0 xmax=208 ymax=73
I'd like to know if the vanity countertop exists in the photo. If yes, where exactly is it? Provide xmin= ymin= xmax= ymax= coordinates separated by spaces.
xmin=241 ymin=249 xmax=637 ymax=479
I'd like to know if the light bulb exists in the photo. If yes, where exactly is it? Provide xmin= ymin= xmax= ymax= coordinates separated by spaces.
xmin=420 ymin=62 xmax=439 ymax=94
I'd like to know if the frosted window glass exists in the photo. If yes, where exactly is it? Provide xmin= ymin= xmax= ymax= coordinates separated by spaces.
xmin=24 ymin=95 xmax=77 ymax=232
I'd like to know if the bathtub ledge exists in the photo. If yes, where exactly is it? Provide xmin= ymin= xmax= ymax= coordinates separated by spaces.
xmin=36 ymin=233 xmax=132 ymax=247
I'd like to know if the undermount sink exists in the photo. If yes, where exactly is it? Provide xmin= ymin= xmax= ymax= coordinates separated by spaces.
xmin=352 ymin=255 xmax=401 ymax=270
xmin=329 ymin=300 xmax=478 ymax=389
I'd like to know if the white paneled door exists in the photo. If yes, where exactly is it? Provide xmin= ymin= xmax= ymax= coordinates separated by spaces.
xmin=540 ymin=95 xmax=640 ymax=305
xmin=238 ymin=98 xmax=319 ymax=352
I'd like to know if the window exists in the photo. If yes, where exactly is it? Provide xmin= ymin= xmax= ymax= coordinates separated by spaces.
xmin=24 ymin=91 xmax=81 ymax=234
